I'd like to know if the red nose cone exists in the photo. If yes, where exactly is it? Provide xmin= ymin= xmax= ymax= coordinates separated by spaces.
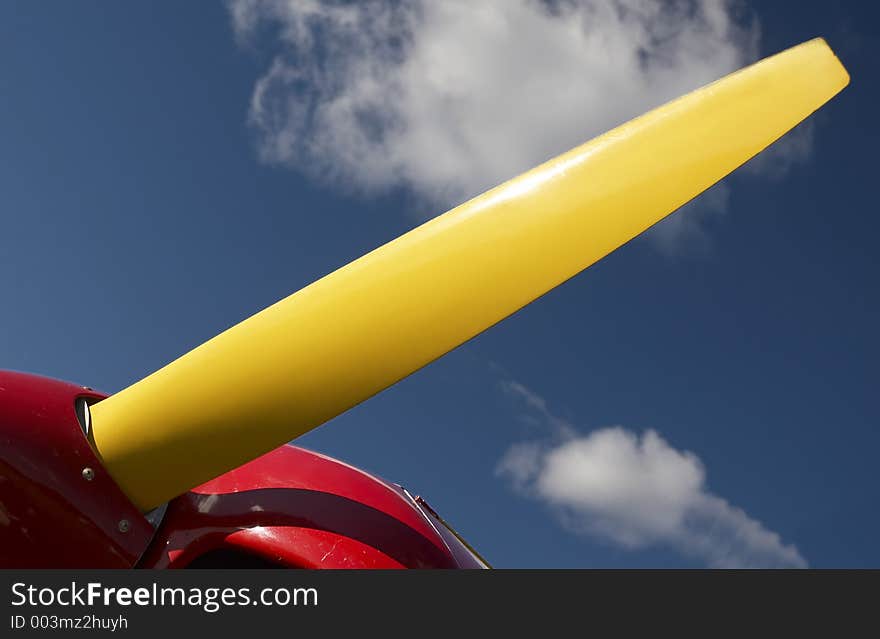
xmin=0 ymin=371 xmax=152 ymax=567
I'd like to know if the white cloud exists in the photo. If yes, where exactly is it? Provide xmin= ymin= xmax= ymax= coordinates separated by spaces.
xmin=499 ymin=379 xmax=577 ymax=438
xmin=647 ymin=181 xmax=730 ymax=257
xmin=497 ymin=381 xmax=807 ymax=567
xmin=228 ymin=0 xmax=814 ymax=251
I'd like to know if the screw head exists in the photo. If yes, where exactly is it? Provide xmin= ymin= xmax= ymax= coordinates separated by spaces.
xmin=81 ymin=467 xmax=95 ymax=481
xmin=118 ymin=519 xmax=130 ymax=533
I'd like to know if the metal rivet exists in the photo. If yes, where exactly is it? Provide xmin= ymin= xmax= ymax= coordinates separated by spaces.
xmin=118 ymin=519 xmax=130 ymax=533
xmin=81 ymin=467 xmax=95 ymax=481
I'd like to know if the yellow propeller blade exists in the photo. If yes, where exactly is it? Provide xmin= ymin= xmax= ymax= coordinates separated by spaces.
xmin=89 ymin=38 xmax=849 ymax=512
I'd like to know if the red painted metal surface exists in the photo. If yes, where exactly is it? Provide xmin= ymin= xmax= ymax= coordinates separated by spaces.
xmin=0 ymin=371 xmax=153 ymax=567
xmin=0 ymin=370 xmax=486 ymax=569
xmin=140 ymin=445 xmax=486 ymax=569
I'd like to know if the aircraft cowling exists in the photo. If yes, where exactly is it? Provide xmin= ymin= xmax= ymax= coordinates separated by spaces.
xmin=0 ymin=370 xmax=487 ymax=569
xmin=140 ymin=445 xmax=488 ymax=569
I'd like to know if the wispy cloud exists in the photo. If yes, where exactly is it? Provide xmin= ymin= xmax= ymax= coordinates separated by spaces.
xmin=229 ymin=0 xmax=816 ymax=252
xmin=496 ymin=380 xmax=807 ymax=568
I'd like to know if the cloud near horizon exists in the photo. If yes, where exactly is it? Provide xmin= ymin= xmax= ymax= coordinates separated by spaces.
xmin=228 ymin=0 xmax=815 ymax=252
xmin=496 ymin=380 xmax=807 ymax=568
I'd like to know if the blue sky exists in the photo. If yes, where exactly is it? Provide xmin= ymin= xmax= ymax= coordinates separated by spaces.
xmin=1 ymin=1 xmax=877 ymax=567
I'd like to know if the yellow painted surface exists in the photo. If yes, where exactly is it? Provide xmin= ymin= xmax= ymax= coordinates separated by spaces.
xmin=89 ymin=38 xmax=849 ymax=511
